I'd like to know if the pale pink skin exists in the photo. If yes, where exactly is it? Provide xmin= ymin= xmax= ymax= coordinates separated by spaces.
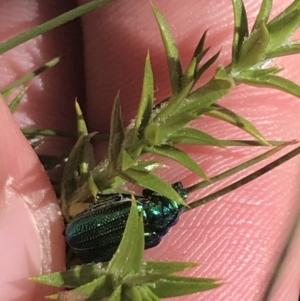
xmin=0 ymin=0 xmax=300 ymax=300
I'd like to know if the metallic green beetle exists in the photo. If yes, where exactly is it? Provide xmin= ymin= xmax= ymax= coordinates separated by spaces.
xmin=65 ymin=182 xmax=188 ymax=262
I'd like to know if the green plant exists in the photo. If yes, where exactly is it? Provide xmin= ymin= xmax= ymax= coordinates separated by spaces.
xmin=1 ymin=0 xmax=300 ymax=300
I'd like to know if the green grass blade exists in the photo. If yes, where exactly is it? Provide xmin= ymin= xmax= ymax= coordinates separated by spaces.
xmin=168 ymin=127 xmax=225 ymax=147
xmin=237 ymin=73 xmax=300 ymax=98
xmin=234 ymin=67 xmax=282 ymax=80
xmin=22 ymin=128 xmax=74 ymax=137
xmin=182 ymin=57 xmax=197 ymax=88
xmin=1 ymin=56 xmax=61 ymax=96
xmin=107 ymin=197 xmax=144 ymax=276
xmin=207 ymin=104 xmax=269 ymax=145
xmin=75 ymin=101 xmax=88 ymax=136
xmin=210 ymin=140 xmax=286 ymax=147
xmin=252 ymin=0 xmax=273 ymax=32
xmin=120 ymin=169 xmax=186 ymax=205
xmin=268 ymin=0 xmax=300 ymax=26
xmin=145 ymin=112 xmax=196 ymax=145
xmin=60 ymin=275 xmax=112 ymax=300
xmin=135 ymin=53 xmax=154 ymax=137
xmin=231 ymin=0 xmax=249 ymax=65
xmin=267 ymin=8 xmax=300 ymax=51
xmin=144 ymin=145 xmax=209 ymax=180
xmin=8 ymin=87 xmax=28 ymax=113
xmin=144 ymin=261 xmax=198 ymax=275
xmin=0 ymin=0 xmax=114 ymax=55
xmin=139 ymin=286 xmax=161 ymax=301
xmin=31 ymin=263 xmax=106 ymax=287
xmin=154 ymin=81 xmax=194 ymax=121
xmin=193 ymin=30 xmax=208 ymax=59
xmin=234 ymin=23 xmax=270 ymax=71
xmin=186 ymin=144 xmax=300 ymax=210
xmin=124 ymin=286 xmax=143 ymax=301
xmin=60 ymin=135 xmax=89 ymax=219
xmin=266 ymin=41 xmax=300 ymax=58
xmin=149 ymin=275 xmax=220 ymax=298
xmin=152 ymin=4 xmax=183 ymax=93
xmin=108 ymin=94 xmax=125 ymax=170
xmin=185 ymin=72 xmax=233 ymax=111
xmin=107 ymin=286 xmax=122 ymax=301
xmin=187 ymin=141 xmax=295 ymax=193
xmin=195 ymin=50 xmax=221 ymax=81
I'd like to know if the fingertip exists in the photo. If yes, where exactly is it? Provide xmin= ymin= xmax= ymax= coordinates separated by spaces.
xmin=0 ymin=96 xmax=65 ymax=300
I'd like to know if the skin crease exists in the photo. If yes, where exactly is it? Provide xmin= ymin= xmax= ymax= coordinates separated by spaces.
xmin=0 ymin=0 xmax=300 ymax=300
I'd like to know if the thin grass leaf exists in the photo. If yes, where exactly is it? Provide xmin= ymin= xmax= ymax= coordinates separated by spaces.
xmin=75 ymin=101 xmax=88 ymax=136
xmin=143 ymin=144 xmax=209 ymax=180
xmin=107 ymin=286 xmax=122 ymax=301
xmin=124 ymin=286 xmax=143 ymax=301
xmin=107 ymin=196 xmax=144 ymax=276
xmin=22 ymin=128 xmax=75 ymax=137
xmin=153 ymin=81 xmax=194 ymax=121
xmin=31 ymin=263 xmax=106 ymax=288
xmin=8 ymin=87 xmax=28 ymax=113
xmin=266 ymin=41 xmax=300 ymax=58
xmin=1 ymin=56 xmax=61 ymax=96
xmin=194 ymin=47 xmax=210 ymax=65
xmin=125 ymin=275 xmax=164 ymax=286
xmin=187 ymin=141 xmax=295 ymax=193
xmin=120 ymin=169 xmax=186 ymax=205
xmin=74 ymin=102 xmax=95 ymax=186
xmin=231 ymin=0 xmax=249 ymax=64
xmin=234 ymin=23 xmax=270 ymax=71
xmin=186 ymin=144 xmax=300 ymax=210
xmin=233 ymin=67 xmax=282 ymax=80
xmin=61 ymin=275 xmax=113 ymax=301
xmin=211 ymin=140 xmax=286 ymax=146
xmin=206 ymin=104 xmax=269 ymax=145
xmin=121 ymin=149 xmax=136 ymax=171
xmin=267 ymin=8 xmax=300 ymax=51
xmin=135 ymin=53 xmax=154 ymax=138
xmin=181 ymin=57 xmax=197 ymax=87
xmin=148 ymin=275 xmax=221 ymax=298
xmin=0 ymin=0 xmax=114 ymax=55
xmin=267 ymin=0 xmax=300 ymax=27
xmin=145 ymin=112 xmax=197 ymax=145
xmin=168 ymin=127 xmax=225 ymax=147
xmin=252 ymin=0 xmax=273 ymax=32
xmin=169 ymin=138 xmax=286 ymax=147
xmin=152 ymin=4 xmax=183 ymax=93
xmin=193 ymin=30 xmax=208 ymax=60
xmin=167 ymin=137 xmax=223 ymax=146
xmin=139 ymin=286 xmax=161 ymax=301
xmin=78 ymin=137 xmax=95 ymax=186
xmin=108 ymin=93 xmax=125 ymax=170
xmin=181 ymin=32 xmax=210 ymax=87
xmin=143 ymin=261 xmax=198 ymax=275
xmin=50 ymin=290 xmax=88 ymax=301
xmin=195 ymin=50 xmax=221 ymax=81
xmin=237 ymin=73 xmax=300 ymax=98
xmin=61 ymin=135 xmax=85 ymax=201
xmin=60 ymin=135 xmax=90 ymax=219
xmin=183 ymin=74 xmax=233 ymax=111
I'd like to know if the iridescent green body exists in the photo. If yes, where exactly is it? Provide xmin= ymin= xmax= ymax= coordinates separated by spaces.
xmin=65 ymin=182 xmax=188 ymax=262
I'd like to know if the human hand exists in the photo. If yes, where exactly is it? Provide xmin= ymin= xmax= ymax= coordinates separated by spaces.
xmin=1 ymin=0 xmax=300 ymax=300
